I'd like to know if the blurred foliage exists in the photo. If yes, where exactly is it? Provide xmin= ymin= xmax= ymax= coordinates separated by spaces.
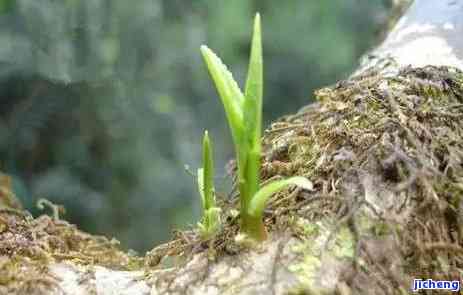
xmin=0 ymin=0 xmax=390 ymax=251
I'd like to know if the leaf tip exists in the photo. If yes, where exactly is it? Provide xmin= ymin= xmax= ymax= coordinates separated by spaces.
xmin=200 ymin=45 xmax=211 ymax=57
xmin=254 ymin=12 xmax=261 ymax=25
xmin=253 ymin=13 xmax=261 ymax=36
xmin=203 ymin=130 xmax=211 ymax=152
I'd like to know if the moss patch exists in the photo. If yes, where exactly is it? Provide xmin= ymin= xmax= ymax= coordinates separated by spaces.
xmin=0 ymin=205 xmax=143 ymax=293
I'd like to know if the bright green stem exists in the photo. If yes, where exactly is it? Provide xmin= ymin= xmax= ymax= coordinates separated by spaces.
xmin=197 ymin=131 xmax=221 ymax=239
xmin=239 ymin=149 xmax=261 ymax=237
xmin=238 ymin=13 xmax=264 ymax=240
xmin=240 ymin=210 xmax=267 ymax=241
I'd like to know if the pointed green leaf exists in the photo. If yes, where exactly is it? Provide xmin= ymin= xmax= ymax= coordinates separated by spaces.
xmin=197 ymin=132 xmax=221 ymax=239
xmin=202 ymin=131 xmax=214 ymax=210
xmin=244 ymin=13 xmax=263 ymax=148
xmin=241 ymin=13 xmax=263 ymax=205
xmin=200 ymin=46 xmax=245 ymax=146
xmin=248 ymin=177 xmax=313 ymax=217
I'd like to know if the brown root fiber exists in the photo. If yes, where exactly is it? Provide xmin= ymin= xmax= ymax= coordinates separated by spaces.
xmin=259 ymin=64 xmax=463 ymax=292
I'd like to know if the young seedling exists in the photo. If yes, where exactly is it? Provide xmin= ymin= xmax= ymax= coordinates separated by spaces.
xmin=197 ymin=131 xmax=221 ymax=239
xmin=201 ymin=13 xmax=313 ymax=241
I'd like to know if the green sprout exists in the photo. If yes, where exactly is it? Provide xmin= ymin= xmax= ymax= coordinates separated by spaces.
xmin=197 ymin=130 xmax=221 ymax=239
xmin=200 ymin=13 xmax=313 ymax=241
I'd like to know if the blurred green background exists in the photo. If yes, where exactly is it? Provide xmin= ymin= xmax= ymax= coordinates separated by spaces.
xmin=0 ymin=0 xmax=392 ymax=252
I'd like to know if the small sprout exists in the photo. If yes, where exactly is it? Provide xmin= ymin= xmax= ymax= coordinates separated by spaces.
xmin=201 ymin=13 xmax=313 ymax=241
xmin=197 ymin=131 xmax=221 ymax=239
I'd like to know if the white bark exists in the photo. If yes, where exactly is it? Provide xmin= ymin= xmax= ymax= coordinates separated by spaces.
xmin=360 ymin=0 xmax=463 ymax=71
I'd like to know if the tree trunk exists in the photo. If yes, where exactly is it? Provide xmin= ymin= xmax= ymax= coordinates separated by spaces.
xmin=360 ymin=0 xmax=463 ymax=71
xmin=2 ymin=1 xmax=463 ymax=294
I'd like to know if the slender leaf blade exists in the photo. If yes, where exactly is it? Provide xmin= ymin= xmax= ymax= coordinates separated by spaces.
xmin=242 ymin=13 xmax=264 ymax=207
xmin=200 ymin=46 xmax=245 ymax=146
xmin=244 ymin=13 xmax=263 ymax=148
xmin=248 ymin=176 xmax=313 ymax=217
xmin=202 ymin=131 xmax=214 ymax=210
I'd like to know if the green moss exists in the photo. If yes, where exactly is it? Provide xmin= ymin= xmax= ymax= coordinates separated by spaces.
xmin=0 ymin=207 xmax=144 ymax=292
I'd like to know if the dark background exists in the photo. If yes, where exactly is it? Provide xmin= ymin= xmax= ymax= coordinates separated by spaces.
xmin=0 ymin=0 xmax=392 ymax=252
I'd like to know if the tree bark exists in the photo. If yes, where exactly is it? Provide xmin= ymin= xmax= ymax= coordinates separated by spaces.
xmin=358 ymin=0 xmax=463 ymax=71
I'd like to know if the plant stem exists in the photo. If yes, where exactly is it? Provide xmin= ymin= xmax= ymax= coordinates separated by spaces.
xmin=202 ymin=131 xmax=214 ymax=210
xmin=238 ymin=13 xmax=265 ymax=240
xmin=240 ymin=210 xmax=267 ymax=241
xmin=240 ymin=149 xmax=264 ymax=239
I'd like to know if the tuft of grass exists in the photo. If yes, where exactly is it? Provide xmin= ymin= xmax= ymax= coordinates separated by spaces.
xmin=197 ymin=131 xmax=221 ymax=239
xmin=200 ymin=13 xmax=313 ymax=241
